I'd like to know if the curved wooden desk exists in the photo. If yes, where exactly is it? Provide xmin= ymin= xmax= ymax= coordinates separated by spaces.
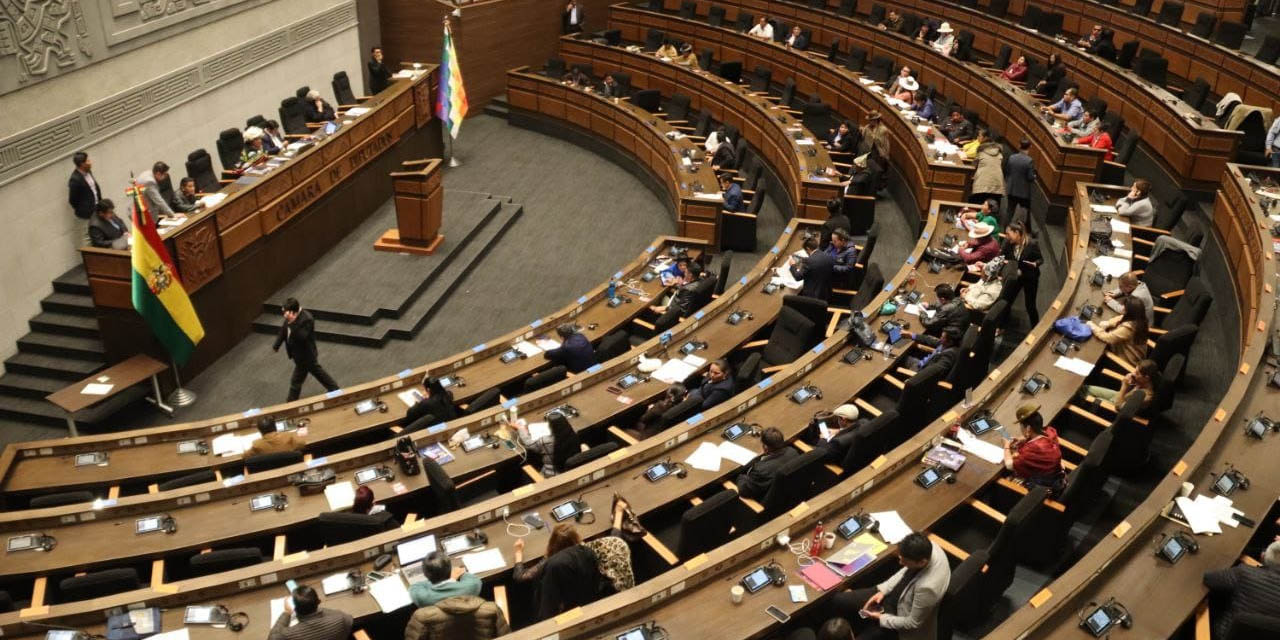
xmin=988 ymin=163 xmax=1277 ymax=639
xmin=608 ymin=3 xmax=974 ymax=217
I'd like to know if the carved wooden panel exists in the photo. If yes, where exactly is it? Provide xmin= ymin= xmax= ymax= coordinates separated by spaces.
xmin=174 ymin=217 xmax=223 ymax=293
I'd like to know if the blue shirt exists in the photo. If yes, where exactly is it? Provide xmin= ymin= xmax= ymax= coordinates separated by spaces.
xmin=1051 ymin=97 xmax=1083 ymax=120
xmin=1267 ymin=117 xmax=1280 ymax=150
xmin=914 ymin=98 xmax=935 ymax=121
xmin=723 ymin=183 xmax=744 ymax=212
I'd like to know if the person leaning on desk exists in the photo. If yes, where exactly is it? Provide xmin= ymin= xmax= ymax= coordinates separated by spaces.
xmin=269 ymin=585 xmax=352 ymax=640
xmin=88 ymin=199 xmax=131 ymax=250
xmin=247 ymin=416 xmax=305 ymax=457
xmin=511 ymin=500 xmax=636 ymax=620
xmin=734 ymin=427 xmax=797 ymax=499
xmin=404 ymin=375 xmax=459 ymax=427
xmin=1087 ymin=296 xmax=1150 ymax=368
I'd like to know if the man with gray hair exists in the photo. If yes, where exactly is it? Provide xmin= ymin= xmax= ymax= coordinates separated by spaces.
xmin=1202 ymin=538 xmax=1280 ymax=638
xmin=304 ymin=90 xmax=336 ymax=123
xmin=409 ymin=550 xmax=481 ymax=607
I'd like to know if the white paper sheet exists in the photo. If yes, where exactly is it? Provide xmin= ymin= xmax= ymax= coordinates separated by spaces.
xmin=322 ymin=571 xmax=354 ymax=595
xmin=718 ymin=440 xmax=758 ymax=466
xmin=789 ymin=584 xmax=809 ymax=602
xmin=149 ymin=629 xmax=191 ymax=640
xmin=652 ymin=358 xmax=698 ymax=384
xmin=200 ymin=193 xmax=227 ymax=207
xmin=693 ymin=193 xmax=725 ymax=201
xmin=398 ymin=388 xmax=425 ymax=408
xmin=534 ymin=337 xmax=562 ymax=350
xmin=512 ymin=340 xmax=543 ymax=357
xmin=1175 ymin=496 xmax=1222 ymax=534
xmin=1113 ymin=248 xmax=1133 ymax=259
xmin=868 ymin=511 xmax=913 ymax=544
xmin=1109 ymin=218 xmax=1131 ymax=234
xmin=1053 ymin=356 xmax=1096 ymax=377
xmin=324 ymin=481 xmax=356 ymax=511
xmin=526 ymin=421 xmax=552 ymax=441
xmin=684 ymin=441 xmax=723 ymax=472
xmin=211 ymin=433 xmax=245 ymax=456
xmin=904 ymin=303 xmax=922 ymax=316
xmin=858 ymin=77 xmax=876 ymax=85
xmin=461 ymin=548 xmax=507 ymax=574
xmin=955 ymin=430 xmax=1004 ymax=464
xmin=270 ymin=597 xmax=298 ymax=626
xmin=368 ymin=575 xmax=413 ymax=613
xmin=916 ymin=125 xmax=931 ymax=133
xmin=683 ymin=354 xmax=707 ymax=368
xmin=1092 ymin=255 xmax=1132 ymax=278
xmin=1089 ymin=204 xmax=1117 ymax=214
xmin=796 ymin=138 xmax=815 ymax=146
xmin=81 ymin=383 xmax=114 ymax=395
xmin=344 ymin=107 xmax=370 ymax=117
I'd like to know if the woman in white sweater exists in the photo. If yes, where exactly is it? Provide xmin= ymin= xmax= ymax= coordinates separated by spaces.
xmin=1115 ymin=179 xmax=1155 ymax=227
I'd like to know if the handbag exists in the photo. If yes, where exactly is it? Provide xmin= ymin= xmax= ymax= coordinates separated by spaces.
xmin=1053 ymin=316 xmax=1093 ymax=341
xmin=394 ymin=436 xmax=421 ymax=476
xmin=287 ymin=468 xmax=336 ymax=495
xmin=1089 ymin=216 xmax=1113 ymax=253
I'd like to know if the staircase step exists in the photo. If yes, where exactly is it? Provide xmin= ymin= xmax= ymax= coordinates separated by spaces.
xmin=51 ymin=265 xmax=91 ymax=296
xmin=0 ymin=394 xmax=71 ymax=426
xmin=5 ymin=351 xmax=104 ymax=381
xmin=29 ymin=311 xmax=100 ymax=338
xmin=0 ymin=372 xmax=66 ymax=399
xmin=17 ymin=333 xmax=106 ymax=359
xmin=40 ymin=291 xmax=96 ymax=316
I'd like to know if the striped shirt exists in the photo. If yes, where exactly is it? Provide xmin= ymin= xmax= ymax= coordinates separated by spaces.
xmin=268 ymin=608 xmax=352 ymax=640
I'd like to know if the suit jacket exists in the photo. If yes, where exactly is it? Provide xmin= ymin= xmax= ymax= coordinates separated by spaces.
xmin=545 ymin=333 xmax=597 ymax=373
xmin=598 ymin=80 xmax=624 ymax=98
xmin=305 ymin=100 xmax=337 ymax=123
xmin=919 ymin=345 xmax=959 ymax=374
xmin=405 ymin=391 xmax=458 ymax=427
xmin=134 ymin=171 xmax=174 ymax=218
xmin=247 ymin=431 xmax=306 ymax=457
xmin=689 ymin=376 xmax=734 ymax=410
xmin=1203 ymin=564 xmax=1280 ymax=639
xmin=875 ymin=542 xmax=951 ymax=640
xmin=829 ymin=244 xmax=858 ymax=276
xmin=562 ymin=5 xmax=584 ymax=31
xmin=793 ymin=249 xmax=836 ymax=301
xmin=169 ymin=190 xmax=201 ymax=214
xmin=88 ymin=214 xmax=131 ymax=249
xmin=786 ymin=33 xmax=809 ymax=50
xmin=275 ymin=310 xmax=321 ymax=364
xmin=1004 ymin=152 xmax=1036 ymax=200
xmin=1090 ymin=39 xmax=1117 ymax=62
xmin=712 ymin=141 xmax=736 ymax=168
xmin=68 ymin=170 xmax=101 ymax=219
xmin=736 ymin=447 xmax=798 ymax=500
xmin=818 ymin=419 xmax=866 ymax=464
xmin=368 ymin=59 xmax=392 ymax=94
xmin=723 ymin=183 xmax=745 ymax=212
xmin=537 ymin=545 xmax=604 ymax=619
xmin=827 ymin=129 xmax=855 ymax=153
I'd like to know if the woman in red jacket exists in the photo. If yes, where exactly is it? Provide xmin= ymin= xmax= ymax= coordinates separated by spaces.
xmin=1003 ymin=403 xmax=1065 ymax=493
xmin=1001 ymin=55 xmax=1028 ymax=83
xmin=1075 ymin=129 xmax=1114 ymax=161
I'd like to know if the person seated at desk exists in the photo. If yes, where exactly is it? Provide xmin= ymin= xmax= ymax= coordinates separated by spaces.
xmin=1087 ymin=297 xmax=1150 ymax=367
xmin=1074 ymin=127 xmax=1114 ymax=161
xmin=786 ymin=618 xmax=858 ymax=640
xmin=1001 ymin=55 xmax=1029 ymax=83
xmin=168 ymin=177 xmax=205 ymax=214
xmin=906 ymin=326 xmax=961 ymax=372
xmin=247 ymin=415 xmax=305 ymax=457
xmin=1082 ymin=358 xmax=1157 ymax=410
xmin=262 ymin=120 xmax=286 ymax=154
xmin=650 ymin=260 xmax=710 ymax=318
xmin=814 ymin=404 xmax=865 ymax=463
xmin=1202 ymin=539 xmax=1280 ymax=639
xmin=1114 ymin=179 xmax=1155 ymax=227
xmin=368 ymin=46 xmax=393 ymax=94
xmin=409 ymin=551 xmax=482 ymax=607
xmin=931 ymin=22 xmax=956 ymax=55
xmin=1105 ymin=271 xmax=1154 ymax=323
xmin=404 ymin=375 xmax=458 ymax=427
xmin=720 ymin=173 xmax=745 ymax=212
xmin=1035 ymin=53 xmax=1066 ymax=97
xmin=134 ymin=161 xmax=177 ymax=221
xmin=821 ymin=197 xmax=851 ymax=248
xmin=914 ymin=22 xmax=933 ymax=43
xmin=564 ymin=66 xmax=592 ymax=88
xmin=958 ymin=222 xmax=1000 ymax=265
xmin=705 ymin=125 xmax=730 ymax=154
xmin=350 ymin=485 xmax=383 ymax=515
xmin=88 ymin=199 xmax=131 ymax=249
xmin=939 ymin=108 xmax=975 ymax=144
xmin=889 ymin=67 xmax=918 ymax=102
xmin=1060 ymin=108 xmax=1100 ymax=139
xmin=831 ymin=532 xmax=951 ymax=640
xmin=672 ymin=42 xmax=698 ymax=66
xmin=513 ymin=504 xmax=635 ymax=620
xmin=825 ymin=120 xmax=857 ymax=153
xmin=269 ymin=585 xmax=352 ymax=640
xmin=688 ymin=358 xmax=734 ymax=409
xmin=656 ymin=39 xmax=679 ymax=59
xmin=879 ymin=10 xmax=903 ymax=31
xmin=960 ymin=198 xmax=1001 ymax=235
xmin=598 ymin=73 xmax=623 ymax=99
xmin=512 ymin=412 xmax=580 ymax=477
xmin=785 ymin=25 xmax=809 ymax=50
xmin=545 ymin=323 xmax=596 ymax=373
xmin=1003 ymin=403 xmax=1065 ymax=493
xmin=1078 ymin=24 xmax=1103 ymax=50
xmin=961 ymin=257 xmax=1006 ymax=312
xmin=1088 ymin=28 xmax=1117 ymax=62
xmin=810 ymin=227 xmax=860 ymax=280
xmin=735 ymin=427 xmax=798 ymax=499
xmin=240 ymin=126 xmax=267 ymax=167
xmin=711 ymin=136 xmax=737 ymax=169
xmin=748 ymin=16 xmax=774 ymax=40
xmin=910 ymin=91 xmax=935 ymax=122
xmin=1041 ymin=86 xmax=1083 ymax=123
xmin=636 ymin=383 xmax=687 ymax=437
xmin=660 ymin=254 xmax=694 ymax=286
xmin=405 ymin=595 xmax=510 ymax=640
xmin=304 ymin=90 xmax=337 ymax=123
xmin=914 ymin=284 xmax=968 ymax=343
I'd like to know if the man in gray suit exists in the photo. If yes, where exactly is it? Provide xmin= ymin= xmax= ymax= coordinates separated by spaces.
xmin=832 ymin=532 xmax=951 ymax=640
xmin=1004 ymin=138 xmax=1036 ymax=219
xmin=133 ymin=161 xmax=176 ymax=221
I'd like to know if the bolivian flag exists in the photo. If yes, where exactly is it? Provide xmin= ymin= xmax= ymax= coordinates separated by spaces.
xmin=129 ymin=182 xmax=204 ymax=365
xmin=436 ymin=18 xmax=468 ymax=139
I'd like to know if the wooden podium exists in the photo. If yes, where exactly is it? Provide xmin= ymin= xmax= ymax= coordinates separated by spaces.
xmin=375 ymin=158 xmax=444 ymax=255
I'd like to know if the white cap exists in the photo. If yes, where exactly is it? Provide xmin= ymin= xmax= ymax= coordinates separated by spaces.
xmin=832 ymin=404 xmax=860 ymax=420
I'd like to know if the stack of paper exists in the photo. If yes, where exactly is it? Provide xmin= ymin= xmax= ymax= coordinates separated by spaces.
xmin=210 ymin=432 xmax=261 ymax=457
xmin=324 ymin=481 xmax=356 ymax=511
xmin=1174 ymin=494 xmax=1245 ymax=534
xmin=684 ymin=441 xmax=723 ymax=472
xmin=868 ymin=511 xmax=913 ymax=544
xmin=461 ymin=548 xmax=507 ymax=574
xmin=81 ymin=382 xmax=114 ymax=395
xmin=1089 ymin=203 xmax=1118 ymax=214
xmin=1053 ymin=356 xmax=1096 ymax=377
xmin=683 ymin=354 xmax=707 ymax=368
xmin=1092 ymin=255 xmax=1131 ymax=278
xmin=652 ymin=358 xmax=698 ymax=384
xmin=150 ymin=630 xmax=191 ymax=640
xmin=322 ymin=572 xmax=354 ymax=595
xmin=512 ymin=341 xmax=543 ymax=357
xmin=526 ymin=421 xmax=552 ymax=441
xmin=1109 ymin=218 xmax=1132 ymax=234
xmin=200 ymin=193 xmax=227 ymax=207
xmin=954 ymin=430 xmax=1004 ymax=464
xmin=368 ymin=575 xmax=413 ymax=613
xmin=534 ymin=337 xmax=561 ymax=350
xmin=344 ymin=107 xmax=370 ymax=117
xmin=718 ymin=440 xmax=758 ymax=466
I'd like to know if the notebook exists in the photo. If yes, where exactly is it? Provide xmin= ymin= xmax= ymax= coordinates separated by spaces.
xmin=798 ymin=562 xmax=844 ymax=591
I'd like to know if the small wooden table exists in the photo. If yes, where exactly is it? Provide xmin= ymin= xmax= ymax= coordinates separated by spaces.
xmin=46 ymin=355 xmax=171 ymax=437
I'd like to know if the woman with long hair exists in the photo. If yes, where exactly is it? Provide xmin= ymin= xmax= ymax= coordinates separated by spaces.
xmin=512 ymin=412 xmax=581 ymax=476
xmin=512 ymin=501 xmax=636 ymax=619
xmin=1088 ymin=296 xmax=1150 ymax=367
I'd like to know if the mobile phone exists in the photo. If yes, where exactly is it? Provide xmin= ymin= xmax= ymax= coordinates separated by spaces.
xmin=6 ymin=535 xmax=39 ymax=552
xmin=644 ymin=462 xmax=671 ymax=482
xmin=461 ymin=435 xmax=488 ymax=452
xmin=551 ymin=500 xmax=583 ymax=521
xmin=765 ymin=605 xmax=790 ymax=623
xmin=354 ymin=467 xmax=383 ymax=484
xmin=285 ymin=579 xmax=299 ymax=593
xmin=74 ymin=452 xmax=106 ymax=466
xmin=722 ymin=423 xmax=748 ymax=441
xmin=177 ymin=440 xmax=202 ymax=454
xmin=354 ymin=399 xmax=379 ymax=415
xmin=522 ymin=512 xmax=546 ymax=529
xmin=250 ymin=494 xmax=278 ymax=511
xmin=135 ymin=516 xmax=164 ymax=534
xmin=500 ymin=350 xmax=522 ymax=364
xmin=967 ymin=416 xmax=996 ymax=435
xmin=274 ymin=419 xmax=294 ymax=432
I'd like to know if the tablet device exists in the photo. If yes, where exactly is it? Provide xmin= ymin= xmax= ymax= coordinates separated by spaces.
xmin=461 ymin=435 xmax=488 ymax=453
xmin=135 ymin=516 xmax=164 ymax=534
xmin=7 ymin=535 xmax=39 ymax=552
xmin=617 ymin=373 xmax=641 ymax=389
xmin=915 ymin=467 xmax=942 ymax=489
xmin=74 ymin=452 xmax=106 ymax=467
xmin=551 ymin=500 xmax=584 ymax=522
xmin=1246 ymin=416 xmax=1271 ymax=438
xmin=354 ymin=467 xmax=384 ymax=484
xmin=616 ymin=627 xmax=650 ymax=640
xmin=177 ymin=440 xmax=202 ymax=454
xmin=836 ymin=516 xmax=864 ymax=539
xmin=500 ymin=350 xmax=522 ymax=364
xmin=607 ymin=296 xmax=624 ymax=307
xmin=789 ymin=386 xmax=816 ymax=404
xmin=722 ymin=423 xmax=748 ymax=441
xmin=1082 ymin=607 xmax=1116 ymax=636
xmin=1212 ymin=472 xmax=1239 ymax=496
xmin=741 ymin=566 xmax=773 ymax=593
xmin=967 ymin=416 xmax=997 ymax=435
xmin=680 ymin=341 xmax=700 ymax=355
xmin=1022 ymin=375 xmax=1048 ymax=394
xmin=1158 ymin=536 xmax=1188 ymax=563
xmin=843 ymin=347 xmax=866 ymax=364
xmin=274 ymin=419 xmax=294 ymax=432
xmin=354 ymin=399 xmax=379 ymax=415
xmin=184 ymin=605 xmax=229 ymax=625
xmin=441 ymin=533 xmax=484 ymax=556
xmin=644 ymin=462 xmax=672 ymax=482
xmin=395 ymin=534 xmax=438 ymax=565
xmin=250 ymin=494 xmax=278 ymax=511
xmin=438 ymin=376 xmax=457 ymax=389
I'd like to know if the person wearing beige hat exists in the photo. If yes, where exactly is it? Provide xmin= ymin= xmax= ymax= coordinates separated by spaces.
xmin=931 ymin=22 xmax=955 ymax=55
xmin=957 ymin=221 xmax=1000 ymax=265
xmin=1003 ymin=404 xmax=1065 ymax=493
xmin=859 ymin=110 xmax=890 ymax=159
xmin=816 ymin=404 xmax=866 ymax=464
xmin=239 ymin=126 xmax=266 ymax=166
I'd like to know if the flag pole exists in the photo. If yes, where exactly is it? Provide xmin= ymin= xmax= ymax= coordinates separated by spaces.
xmin=442 ymin=15 xmax=461 ymax=167
xmin=168 ymin=358 xmax=197 ymax=408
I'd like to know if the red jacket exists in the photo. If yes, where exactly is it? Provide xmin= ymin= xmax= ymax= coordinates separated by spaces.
xmin=1077 ymin=131 xmax=1114 ymax=161
xmin=1012 ymin=427 xmax=1064 ymax=482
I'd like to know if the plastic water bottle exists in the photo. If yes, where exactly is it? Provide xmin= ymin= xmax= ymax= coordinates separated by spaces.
xmin=810 ymin=521 xmax=824 ymax=557
xmin=607 ymin=280 xmax=617 ymax=300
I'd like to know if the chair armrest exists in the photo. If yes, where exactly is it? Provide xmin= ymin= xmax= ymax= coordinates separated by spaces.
xmin=1100 ymin=368 xmax=1126 ymax=383
xmin=1067 ymin=404 xmax=1112 ymax=428
xmin=723 ymin=211 xmax=758 ymax=219
xmin=854 ymin=397 xmax=882 ymax=416
xmin=761 ymin=364 xmax=788 ymax=374
xmin=354 ymin=631 xmax=372 ymax=640
xmin=896 ymin=366 xmax=917 ymax=378
xmin=338 ymin=104 xmax=362 ymax=110
xmin=928 ymin=533 xmax=970 ymax=560
xmin=882 ymin=373 xmax=906 ymax=389
xmin=1194 ymin=600 xmax=1211 ymax=640
xmin=1129 ymin=224 xmax=1169 ymax=236
xmin=1057 ymin=434 xmax=1091 ymax=456
xmin=724 ymin=480 xmax=764 ymax=512
xmin=665 ymin=120 xmax=689 ymax=125
xmin=609 ymin=425 xmax=639 ymax=445
xmin=522 ymin=464 xmax=544 ymax=482
xmin=643 ymin=533 xmax=680 ymax=565
xmin=1105 ymin=352 xmax=1136 ymax=373
xmin=827 ymin=309 xmax=848 ymax=337
xmin=966 ymin=498 xmax=1007 ymax=523
xmin=741 ymin=339 xmax=769 ymax=349
xmin=937 ymin=380 xmax=954 ymax=390
xmin=284 ymin=134 xmax=310 ymax=140
xmin=1149 ymin=326 xmax=1167 ymax=336
xmin=1132 ymin=236 xmax=1156 ymax=248
xmin=633 ymin=318 xmax=656 ymax=330
xmin=1160 ymin=289 xmax=1185 ymax=300
xmin=996 ymin=477 xmax=1066 ymax=511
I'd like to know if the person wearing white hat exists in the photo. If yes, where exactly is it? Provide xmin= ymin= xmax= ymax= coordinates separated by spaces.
xmin=816 ymin=404 xmax=864 ymax=463
xmin=931 ymin=22 xmax=955 ymax=55
xmin=890 ymin=66 xmax=918 ymax=102
xmin=239 ymin=126 xmax=266 ymax=166
xmin=957 ymin=221 xmax=1000 ymax=265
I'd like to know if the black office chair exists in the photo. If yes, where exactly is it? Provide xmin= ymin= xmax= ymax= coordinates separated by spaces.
xmin=1115 ymin=40 xmax=1139 ymax=68
xmin=846 ymin=263 xmax=884 ymax=315
xmin=1038 ymin=12 xmax=1063 ymax=38
xmin=759 ymin=449 xmax=826 ymax=518
xmin=422 ymin=456 xmax=460 ymax=512
xmin=332 ymin=71 xmax=361 ymax=106
xmin=464 ymin=387 xmax=501 ymax=414
xmin=1086 ymin=97 xmax=1108 ymax=117
xmin=1213 ymin=20 xmax=1246 ymax=49
xmin=845 ymin=46 xmax=868 ymax=73
xmin=867 ymin=55 xmax=894 ymax=84
xmin=697 ymin=48 xmax=716 ymax=72
xmin=1148 ymin=354 xmax=1183 ymax=416
xmin=295 ymin=85 xmax=310 ymax=100
xmin=1019 ymin=5 xmax=1043 ymax=29
xmin=633 ymin=89 xmax=661 ymax=113
xmin=523 ymin=365 xmax=568 ymax=393
xmin=734 ymin=12 xmax=754 ymax=32
xmin=900 ymin=13 xmax=921 ymax=36
xmin=646 ymin=0 xmax=662 ymax=9
xmin=244 ymin=451 xmax=304 ymax=473
xmin=826 ymin=38 xmax=841 ymax=64
xmin=644 ymin=28 xmax=664 ymax=51
xmin=892 ymin=363 xmax=947 ymax=437
xmin=1159 ymin=278 xmax=1211 ymax=332
xmin=1136 ymin=55 xmax=1168 ymax=87
xmin=1103 ymin=391 xmax=1152 ymax=474
xmin=679 ymin=1 xmax=696 ymax=19
xmin=713 ymin=251 xmax=733 ymax=296
xmin=603 ymin=29 xmax=622 ymax=46
xmin=309 ymin=511 xmax=399 ymax=546
xmin=215 ymin=128 xmax=245 ymax=172
xmin=837 ymin=0 xmax=855 ymax=16
xmin=246 ymin=114 xmax=268 ymax=129
xmin=1190 ymin=11 xmax=1216 ymax=37
xmin=992 ymin=485 xmax=1049 ymax=579
xmin=186 ymin=149 xmax=222 ymax=194
xmin=777 ymin=79 xmax=797 ymax=109
xmin=1148 ymin=324 xmax=1197 ymax=373
xmin=935 ymin=551 xmax=989 ymax=638
xmin=987 ymin=0 xmax=1010 ymax=18
xmin=1235 ymin=110 xmax=1268 ymax=165
xmin=1225 ymin=613 xmax=1280 ymax=639
xmin=1256 ymin=35 xmax=1280 ymax=64
xmin=564 ymin=442 xmax=620 ymax=470
xmin=738 ymin=306 xmax=817 ymax=375
xmin=1100 ymin=112 xmax=1124 ymax=140
xmin=708 ymin=6 xmax=726 ymax=27
xmin=29 ymin=490 xmax=95 ymax=508
xmin=718 ymin=60 xmax=744 ymax=83
xmin=809 ymin=0 xmax=827 ymax=9
xmin=59 ymin=568 xmax=141 ymax=602
xmin=0 ymin=591 xmax=13 ymax=613
xmin=1131 ymin=0 xmax=1153 ymax=16
xmin=660 ymin=395 xmax=704 ymax=427
xmin=278 ymin=96 xmax=309 ymax=135
xmin=1140 ymin=246 xmax=1198 ymax=300
xmin=674 ymin=489 xmax=738 ymax=559
xmin=546 ymin=57 xmax=567 ymax=79
xmin=596 ymin=330 xmax=630 ymax=362
xmin=869 ymin=4 xmax=886 ymax=25
xmin=749 ymin=66 xmax=772 ymax=93
xmin=1156 ymin=0 xmax=1184 ymax=26
xmin=610 ymin=72 xmax=632 ymax=96
xmin=1178 ymin=77 xmax=1210 ymax=113
xmin=157 ymin=469 xmax=217 ymax=492
xmin=953 ymin=30 xmax=975 ymax=61
xmin=1033 ymin=430 xmax=1112 ymax=563
xmin=721 ymin=186 xmax=760 ymax=252
xmin=993 ymin=45 xmax=1012 ymax=71
xmin=188 ymin=547 xmax=265 ymax=577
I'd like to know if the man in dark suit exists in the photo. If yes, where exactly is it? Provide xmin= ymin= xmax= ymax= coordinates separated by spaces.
xmin=820 ymin=198 xmax=851 ymax=249
xmin=720 ymin=173 xmax=745 ymax=212
xmin=545 ymin=323 xmax=597 ymax=373
xmin=907 ymin=327 xmax=961 ymax=372
xmin=650 ymin=263 xmax=716 ymax=329
xmin=563 ymin=0 xmax=585 ymax=33
xmin=687 ymin=359 xmax=734 ymax=409
xmin=598 ymin=74 xmax=624 ymax=98
xmin=1203 ymin=539 xmax=1280 ymax=639
xmin=87 ymin=199 xmax=130 ymax=249
xmin=273 ymin=297 xmax=340 ymax=401
xmin=817 ymin=404 xmax=866 ymax=464
xmin=368 ymin=46 xmax=393 ymax=94
xmin=68 ymin=151 xmax=100 ymax=220
xmin=1004 ymin=138 xmax=1037 ymax=217
xmin=793 ymin=235 xmax=835 ymax=301
xmin=735 ymin=427 xmax=798 ymax=499
xmin=304 ymin=90 xmax=337 ymax=123
xmin=785 ymin=25 xmax=809 ymax=50
xmin=914 ymin=284 xmax=968 ymax=346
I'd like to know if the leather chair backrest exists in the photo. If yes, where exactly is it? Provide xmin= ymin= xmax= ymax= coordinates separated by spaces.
xmin=667 ymin=93 xmax=691 ymax=120
xmin=610 ymin=72 xmax=631 ymax=95
xmin=546 ymin=57 xmax=567 ymax=79
xmin=698 ymin=48 xmax=715 ymax=71
xmin=1182 ymin=78 xmax=1210 ymax=111
xmin=987 ymin=485 xmax=1047 ymax=590
xmin=523 ymin=365 xmax=568 ymax=393
xmin=1131 ymin=0 xmax=1152 ymax=16
xmin=422 ymin=456 xmax=460 ymax=512
xmin=679 ymin=1 xmax=696 ymax=18
xmin=1164 ymin=278 xmax=1211 ymax=331
xmin=1136 ymin=55 xmax=1168 ymax=86
xmin=633 ymin=89 xmax=661 ymax=113
xmin=465 ymin=387 xmax=501 ymax=414
xmin=244 ymin=450 xmax=304 ymax=473
xmin=1256 ymin=35 xmax=1280 ymax=65
xmin=0 ymin=590 xmax=12 ymax=613
xmin=59 ymin=568 xmax=140 ymax=603
xmin=279 ymin=96 xmax=309 ymax=135
xmin=840 ymin=409 xmax=898 ymax=470
xmin=869 ymin=4 xmax=885 ymax=24
xmin=1225 ymin=613 xmax=1280 ymax=639
xmin=708 ymin=6 xmax=726 ymax=27
xmin=157 ymin=469 xmax=217 ymax=492
xmin=1156 ymin=0 xmax=1183 ymax=26
xmin=644 ymin=28 xmax=664 ymax=51
xmin=734 ymin=12 xmax=754 ymax=32
xmin=847 ymin=263 xmax=884 ymax=313
xmin=779 ymin=79 xmax=796 ymax=108
xmin=313 ymin=511 xmax=399 ymax=546
xmin=564 ymin=442 xmax=620 ymax=470
xmin=994 ymin=44 xmax=1012 ymax=70
xmin=827 ymin=38 xmax=841 ymax=63
xmin=295 ymin=85 xmax=311 ymax=100
xmin=846 ymin=47 xmax=867 ymax=72
xmin=573 ymin=63 xmax=594 ymax=78
xmin=987 ymin=0 xmax=1009 ymax=18
xmin=1140 ymin=247 xmax=1196 ymax=299
xmin=1191 ymin=11 xmax=1216 ymax=38
xmin=761 ymin=449 xmax=825 ymax=516
xmin=29 ymin=490 xmax=95 ymax=508
xmin=1150 ymin=324 xmax=1197 ymax=369
xmin=1020 ymin=5 xmax=1043 ymax=29
xmin=596 ymin=330 xmax=630 ymax=362
xmin=662 ymin=395 xmax=704 ymax=427
xmin=186 ymin=149 xmax=220 ymax=194
xmin=783 ymin=294 xmax=830 ymax=329
xmin=1060 ymin=430 xmax=1112 ymax=519
xmin=896 ymin=362 xmax=946 ymax=428
xmin=837 ymin=0 xmax=855 ymax=16
xmin=762 ymin=306 xmax=817 ymax=365
xmin=676 ymin=489 xmax=739 ymax=558
xmin=246 ymin=114 xmax=267 ymax=129
xmin=603 ymin=29 xmax=622 ymax=46
xmin=332 ymin=71 xmax=356 ymax=105
xmin=936 ymin=550 xmax=989 ymax=636
xmin=1104 ymin=390 xmax=1153 ymax=472
xmin=188 ymin=547 xmax=264 ymax=576
xmin=715 ymin=250 xmax=733 ymax=295
xmin=1213 ymin=20 xmax=1246 ymax=49
xmin=1116 ymin=40 xmax=1139 ymax=68
xmin=750 ymin=66 xmax=772 ymax=93
xmin=216 ymin=128 xmax=244 ymax=172
xmin=1038 ymin=12 xmax=1063 ymax=37
xmin=1151 ymin=353 xmax=1184 ymax=415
